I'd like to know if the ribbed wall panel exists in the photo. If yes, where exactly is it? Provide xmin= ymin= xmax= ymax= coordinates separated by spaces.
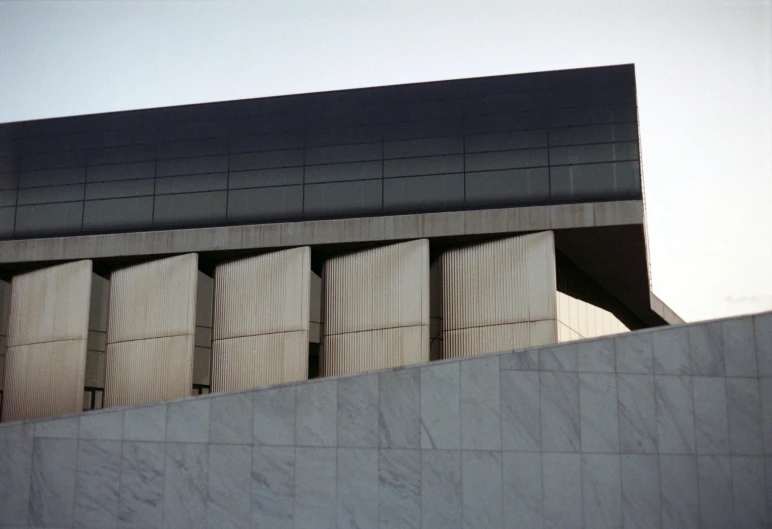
xmin=107 ymin=254 xmax=198 ymax=343
xmin=7 ymin=261 xmax=92 ymax=346
xmin=104 ymin=254 xmax=198 ymax=407
xmin=442 ymin=232 xmax=555 ymax=332
xmin=2 ymin=261 xmax=91 ymax=420
xmin=104 ymin=335 xmax=194 ymax=407
xmin=210 ymin=247 xmax=310 ymax=392
xmin=321 ymin=325 xmax=428 ymax=376
xmin=2 ymin=339 xmax=87 ymax=420
xmin=441 ymin=232 xmax=556 ymax=358
xmin=556 ymin=291 xmax=629 ymax=342
xmin=324 ymin=239 xmax=429 ymax=335
xmin=213 ymin=247 xmax=310 ymax=339
xmin=211 ymin=331 xmax=308 ymax=392
xmin=322 ymin=239 xmax=429 ymax=375
xmin=443 ymin=321 xmax=556 ymax=359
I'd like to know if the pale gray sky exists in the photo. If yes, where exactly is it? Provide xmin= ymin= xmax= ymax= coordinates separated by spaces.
xmin=1 ymin=0 xmax=770 ymax=322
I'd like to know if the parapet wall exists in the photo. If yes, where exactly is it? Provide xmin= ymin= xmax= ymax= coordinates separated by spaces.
xmin=0 ymin=310 xmax=770 ymax=528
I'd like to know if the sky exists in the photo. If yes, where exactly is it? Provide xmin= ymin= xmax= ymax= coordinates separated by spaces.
xmin=0 ymin=0 xmax=770 ymax=323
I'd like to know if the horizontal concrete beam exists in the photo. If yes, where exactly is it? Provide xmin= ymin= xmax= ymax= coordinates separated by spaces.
xmin=0 ymin=201 xmax=643 ymax=264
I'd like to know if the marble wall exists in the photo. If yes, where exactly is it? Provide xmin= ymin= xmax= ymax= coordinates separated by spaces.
xmin=0 ymin=310 xmax=770 ymax=529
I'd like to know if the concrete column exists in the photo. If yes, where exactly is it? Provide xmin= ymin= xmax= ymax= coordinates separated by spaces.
xmin=2 ymin=261 xmax=92 ymax=421
xmin=84 ymin=274 xmax=109 ymax=409
xmin=193 ymin=272 xmax=213 ymax=394
xmin=556 ymin=291 xmax=628 ymax=342
xmin=211 ymin=247 xmax=310 ymax=392
xmin=322 ymin=239 xmax=429 ymax=376
xmin=0 ymin=280 xmax=9 ymax=403
xmin=441 ymin=231 xmax=557 ymax=358
xmin=104 ymin=254 xmax=198 ymax=407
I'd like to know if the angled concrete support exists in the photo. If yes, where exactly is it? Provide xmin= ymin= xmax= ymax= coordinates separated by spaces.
xmin=104 ymin=254 xmax=198 ymax=407
xmin=441 ymin=231 xmax=557 ymax=358
xmin=211 ymin=247 xmax=310 ymax=392
xmin=2 ymin=261 xmax=92 ymax=420
xmin=322 ymin=239 xmax=429 ymax=375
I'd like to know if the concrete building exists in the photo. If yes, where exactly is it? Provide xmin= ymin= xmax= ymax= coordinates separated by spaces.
xmin=1 ymin=64 xmax=767 ymax=528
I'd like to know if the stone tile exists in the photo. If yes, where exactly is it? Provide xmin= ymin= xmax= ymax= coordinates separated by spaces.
xmin=421 ymin=450 xmax=462 ymax=529
xmin=761 ymin=378 xmax=772 ymax=454
xmin=420 ymin=363 xmax=460 ymax=450
xmin=337 ymin=448 xmax=378 ymax=529
xmin=209 ymin=392 xmax=253 ymax=444
xmin=80 ymin=410 xmax=123 ymax=440
xmin=461 ymin=451 xmax=502 ymax=528
xmin=616 ymin=332 xmax=653 ymax=374
xmin=252 ymin=446 xmax=294 ymax=529
xmin=653 ymin=326 xmax=691 ymax=375
xmin=539 ymin=342 xmax=577 ymax=372
xmin=694 ymin=377 xmax=730 ymax=455
xmin=119 ymin=441 xmax=165 ymax=529
xmin=123 ymin=404 xmax=167 ymax=442
xmin=621 ymin=454 xmax=661 ymax=529
xmin=296 ymin=380 xmax=337 ymax=447
xmin=254 ymin=385 xmax=295 ymax=445
xmin=726 ymin=377 xmax=764 ymax=455
xmin=29 ymin=438 xmax=77 ymax=527
xmin=618 ymin=374 xmax=657 ymax=453
xmin=732 ymin=456 xmax=767 ymax=528
xmin=540 ymin=371 xmax=580 ymax=452
xmin=656 ymin=375 xmax=695 ymax=454
xmin=698 ymin=456 xmax=734 ymax=529
xmin=542 ymin=453 xmax=582 ymax=529
xmin=164 ymin=443 xmax=208 ymax=529
xmin=379 ymin=449 xmax=420 ymax=529
xmin=754 ymin=312 xmax=772 ymax=376
xmin=295 ymin=447 xmax=336 ymax=529
xmin=660 ymin=455 xmax=699 ymax=529
xmin=379 ymin=368 xmax=420 ymax=449
xmin=501 ymin=370 xmax=540 ymax=451
xmin=74 ymin=440 xmax=121 ymax=528
xmin=690 ymin=323 xmax=725 ymax=376
xmin=166 ymin=398 xmax=209 ymax=443
xmin=579 ymin=373 xmax=619 ymax=453
xmin=723 ymin=317 xmax=758 ymax=376
xmin=338 ymin=374 xmax=378 ymax=448
xmin=577 ymin=338 xmax=615 ymax=373
xmin=582 ymin=454 xmax=622 ymax=529
xmin=0 ymin=436 xmax=32 ymax=525
xmin=499 ymin=348 xmax=538 ymax=370
xmin=207 ymin=444 xmax=251 ymax=529
xmin=502 ymin=452 xmax=542 ymax=529
xmin=461 ymin=356 xmax=501 ymax=450
xmin=34 ymin=416 xmax=79 ymax=438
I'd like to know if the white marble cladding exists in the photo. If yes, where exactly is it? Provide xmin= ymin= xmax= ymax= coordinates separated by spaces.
xmin=322 ymin=239 xmax=430 ymax=375
xmin=442 ymin=231 xmax=557 ymax=358
xmin=0 ymin=310 xmax=770 ymax=529
xmin=2 ymin=261 xmax=92 ymax=421
xmin=211 ymin=247 xmax=310 ymax=392
xmin=104 ymin=254 xmax=198 ymax=407
xmin=557 ymin=291 xmax=629 ymax=342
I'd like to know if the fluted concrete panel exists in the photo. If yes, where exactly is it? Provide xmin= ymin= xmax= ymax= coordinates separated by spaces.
xmin=443 ymin=321 xmax=557 ymax=359
xmin=211 ymin=332 xmax=308 ymax=391
xmin=107 ymin=254 xmax=197 ymax=343
xmin=213 ymin=247 xmax=310 ymax=339
xmin=211 ymin=247 xmax=310 ymax=392
xmin=441 ymin=232 xmax=556 ymax=358
xmin=7 ymin=261 xmax=92 ymax=347
xmin=3 ymin=340 xmax=87 ymax=420
xmin=2 ymin=261 xmax=92 ymax=421
xmin=324 ymin=239 xmax=429 ymax=335
xmin=322 ymin=239 xmax=429 ymax=375
xmin=322 ymin=325 xmax=428 ymax=376
xmin=104 ymin=254 xmax=198 ymax=407
xmin=104 ymin=335 xmax=194 ymax=407
xmin=0 ymin=279 xmax=9 ymax=391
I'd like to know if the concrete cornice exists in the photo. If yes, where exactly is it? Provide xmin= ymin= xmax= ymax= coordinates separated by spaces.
xmin=0 ymin=201 xmax=643 ymax=264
